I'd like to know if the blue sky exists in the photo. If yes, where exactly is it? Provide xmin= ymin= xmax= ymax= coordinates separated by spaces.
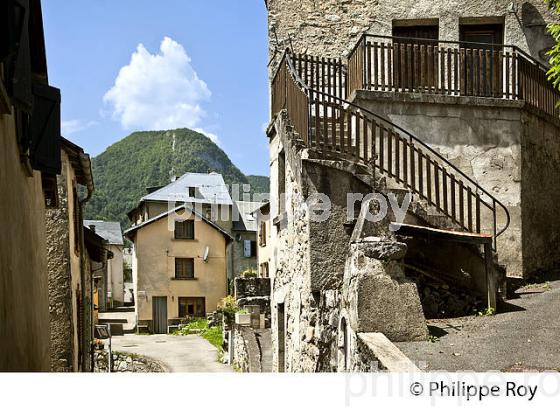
xmin=42 ymin=0 xmax=270 ymax=176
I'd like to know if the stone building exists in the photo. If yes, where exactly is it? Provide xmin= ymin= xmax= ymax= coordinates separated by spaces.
xmin=84 ymin=220 xmax=125 ymax=309
xmin=265 ymin=0 xmax=560 ymax=371
xmin=0 ymin=0 xmax=63 ymax=371
xmin=46 ymin=137 xmax=95 ymax=372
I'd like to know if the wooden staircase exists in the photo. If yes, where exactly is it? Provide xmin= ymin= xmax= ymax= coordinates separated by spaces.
xmin=272 ymin=50 xmax=511 ymax=253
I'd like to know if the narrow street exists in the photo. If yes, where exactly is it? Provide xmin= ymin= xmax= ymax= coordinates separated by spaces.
xmin=111 ymin=334 xmax=232 ymax=372
xmin=397 ymin=278 xmax=560 ymax=371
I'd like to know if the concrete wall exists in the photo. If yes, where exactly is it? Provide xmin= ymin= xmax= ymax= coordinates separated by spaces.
xmin=267 ymin=0 xmax=555 ymax=69
xmin=520 ymin=111 xmax=560 ymax=274
xmin=355 ymin=92 xmax=560 ymax=277
xmin=0 ymin=109 xmax=50 ymax=371
xmin=134 ymin=210 xmax=228 ymax=329
xmin=107 ymin=244 xmax=124 ymax=306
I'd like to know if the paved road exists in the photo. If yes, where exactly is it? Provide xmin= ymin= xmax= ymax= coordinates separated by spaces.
xmin=397 ymin=279 xmax=560 ymax=371
xmin=111 ymin=334 xmax=232 ymax=372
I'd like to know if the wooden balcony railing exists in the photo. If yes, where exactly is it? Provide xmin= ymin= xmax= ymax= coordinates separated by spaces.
xmin=271 ymin=50 xmax=510 ymax=250
xmin=348 ymin=34 xmax=560 ymax=120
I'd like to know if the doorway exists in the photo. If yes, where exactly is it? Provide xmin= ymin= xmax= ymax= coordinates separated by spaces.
xmin=392 ymin=24 xmax=439 ymax=91
xmin=277 ymin=303 xmax=285 ymax=372
xmin=152 ymin=296 xmax=168 ymax=334
xmin=459 ymin=23 xmax=504 ymax=97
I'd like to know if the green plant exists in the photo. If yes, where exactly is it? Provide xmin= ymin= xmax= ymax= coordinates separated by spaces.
xmin=523 ymin=281 xmax=551 ymax=291
xmin=476 ymin=307 xmax=496 ymax=317
xmin=546 ymin=1 xmax=560 ymax=93
xmin=217 ymin=295 xmax=242 ymax=318
xmin=427 ymin=335 xmax=439 ymax=343
xmin=241 ymin=268 xmax=258 ymax=278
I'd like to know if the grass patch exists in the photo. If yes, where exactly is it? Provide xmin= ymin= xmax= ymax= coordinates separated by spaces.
xmin=523 ymin=281 xmax=551 ymax=291
xmin=172 ymin=319 xmax=223 ymax=358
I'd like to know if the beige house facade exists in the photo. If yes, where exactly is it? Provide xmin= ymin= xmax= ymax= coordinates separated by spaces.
xmin=126 ymin=205 xmax=232 ymax=333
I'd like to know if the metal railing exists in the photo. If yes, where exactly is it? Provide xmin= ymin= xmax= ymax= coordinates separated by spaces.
xmin=347 ymin=34 xmax=560 ymax=120
xmin=271 ymin=50 xmax=510 ymax=250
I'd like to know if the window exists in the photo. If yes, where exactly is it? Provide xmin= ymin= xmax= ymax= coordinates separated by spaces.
xmin=175 ymin=220 xmax=194 ymax=239
xmin=243 ymin=239 xmax=257 ymax=257
xmin=278 ymin=151 xmax=286 ymax=214
xmin=42 ymin=173 xmax=58 ymax=208
xmin=259 ymin=222 xmax=267 ymax=247
xmin=175 ymin=258 xmax=194 ymax=279
xmin=188 ymin=187 xmax=196 ymax=197
xmin=260 ymin=262 xmax=269 ymax=278
xmin=73 ymin=184 xmax=80 ymax=252
xmin=178 ymin=297 xmax=205 ymax=318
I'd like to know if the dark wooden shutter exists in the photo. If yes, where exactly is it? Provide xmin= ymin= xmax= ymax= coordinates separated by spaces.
xmin=9 ymin=0 xmax=33 ymax=112
xmin=184 ymin=220 xmax=194 ymax=239
xmin=251 ymin=240 xmax=257 ymax=257
xmin=30 ymin=82 xmax=61 ymax=174
xmin=0 ymin=1 xmax=26 ymax=64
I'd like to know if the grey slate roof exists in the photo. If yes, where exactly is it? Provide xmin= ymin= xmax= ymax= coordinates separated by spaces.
xmin=141 ymin=172 xmax=233 ymax=205
xmin=232 ymin=201 xmax=264 ymax=232
xmin=83 ymin=220 xmax=124 ymax=245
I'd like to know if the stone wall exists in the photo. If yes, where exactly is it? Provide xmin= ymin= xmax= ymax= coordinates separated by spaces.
xmin=94 ymin=350 xmax=166 ymax=372
xmin=355 ymin=91 xmax=560 ymax=277
xmin=520 ymin=111 xmax=560 ymax=275
xmin=46 ymin=155 xmax=74 ymax=372
xmin=232 ymin=326 xmax=262 ymax=372
xmin=267 ymin=0 xmax=555 ymax=72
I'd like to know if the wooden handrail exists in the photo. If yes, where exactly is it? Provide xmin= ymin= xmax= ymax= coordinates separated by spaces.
xmin=271 ymin=50 xmax=511 ymax=251
xmin=347 ymin=34 xmax=560 ymax=121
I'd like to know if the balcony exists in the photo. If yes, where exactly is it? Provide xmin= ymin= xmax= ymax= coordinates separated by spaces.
xmin=346 ymin=34 xmax=560 ymax=121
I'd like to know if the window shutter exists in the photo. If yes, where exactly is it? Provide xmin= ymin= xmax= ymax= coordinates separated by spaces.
xmin=243 ymin=240 xmax=251 ymax=257
xmin=187 ymin=259 xmax=194 ymax=278
xmin=30 ymin=82 xmax=61 ymax=174
xmin=9 ymin=0 xmax=32 ymax=112
xmin=251 ymin=240 xmax=257 ymax=257
xmin=186 ymin=220 xmax=194 ymax=239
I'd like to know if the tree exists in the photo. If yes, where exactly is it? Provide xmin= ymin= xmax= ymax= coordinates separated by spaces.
xmin=546 ymin=0 xmax=560 ymax=90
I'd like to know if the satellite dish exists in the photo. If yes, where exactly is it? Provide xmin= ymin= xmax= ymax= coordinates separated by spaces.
xmin=203 ymin=246 xmax=209 ymax=263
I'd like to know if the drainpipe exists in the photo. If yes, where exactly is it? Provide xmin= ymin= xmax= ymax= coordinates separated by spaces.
xmin=78 ymin=152 xmax=94 ymax=372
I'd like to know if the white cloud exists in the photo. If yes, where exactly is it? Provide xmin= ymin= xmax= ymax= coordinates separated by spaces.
xmin=104 ymin=36 xmax=211 ymax=132
xmin=194 ymin=128 xmax=221 ymax=147
xmin=61 ymin=119 xmax=98 ymax=136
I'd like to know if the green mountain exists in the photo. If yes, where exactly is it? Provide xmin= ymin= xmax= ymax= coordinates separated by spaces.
xmin=85 ymin=128 xmax=269 ymax=228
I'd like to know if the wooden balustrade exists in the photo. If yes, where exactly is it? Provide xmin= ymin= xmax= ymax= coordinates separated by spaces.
xmin=270 ymin=51 xmax=511 ymax=249
xmin=347 ymin=35 xmax=560 ymax=121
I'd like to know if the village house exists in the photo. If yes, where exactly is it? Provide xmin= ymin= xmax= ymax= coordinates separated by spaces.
xmin=125 ymin=172 xmax=264 ymax=333
xmin=46 ymin=137 xmax=98 ymax=372
xmin=0 ymin=0 xmax=64 ymax=371
xmin=264 ymin=0 xmax=560 ymax=372
xmin=84 ymin=220 xmax=125 ymax=309
xmin=125 ymin=204 xmax=233 ymax=333
xmin=231 ymin=200 xmax=264 ymax=276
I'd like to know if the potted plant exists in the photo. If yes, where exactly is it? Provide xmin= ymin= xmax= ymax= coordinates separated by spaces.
xmin=234 ymin=309 xmax=251 ymax=326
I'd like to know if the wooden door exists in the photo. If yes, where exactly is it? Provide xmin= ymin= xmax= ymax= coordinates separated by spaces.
xmin=392 ymin=25 xmax=439 ymax=91
xmin=460 ymin=24 xmax=504 ymax=97
xmin=152 ymin=296 xmax=167 ymax=334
